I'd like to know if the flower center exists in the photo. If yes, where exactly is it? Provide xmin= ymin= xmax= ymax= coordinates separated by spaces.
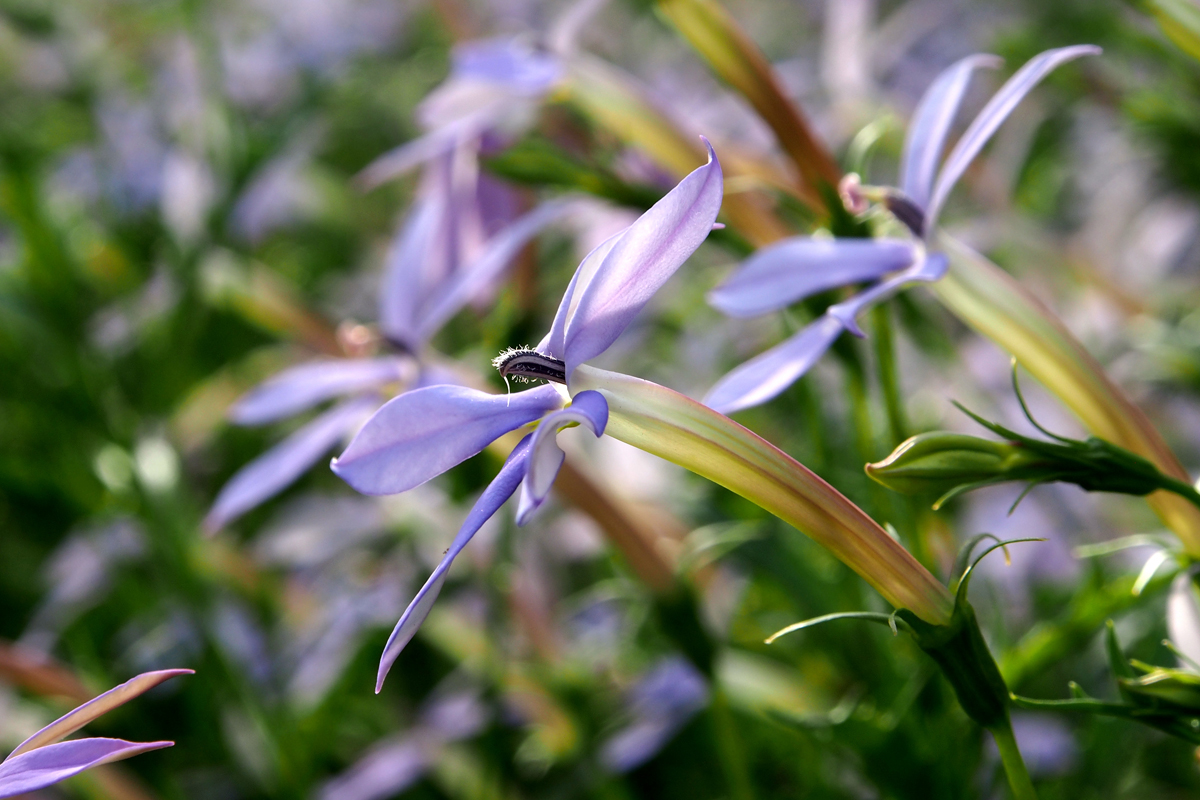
xmin=492 ymin=347 xmax=567 ymax=385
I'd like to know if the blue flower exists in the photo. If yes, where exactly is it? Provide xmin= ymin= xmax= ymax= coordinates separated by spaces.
xmin=704 ymin=45 xmax=1100 ymax=414
xmin=332 ymin=142 xmax=723 ymax=690
xmin=204 ymin=155 xmax=571 ymax=531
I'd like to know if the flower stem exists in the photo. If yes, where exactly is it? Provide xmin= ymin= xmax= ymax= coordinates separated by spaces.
xmin=989 ymin=717 xmax=1038 ymax=800
xmin=871 ymin=302 xmax=908 ymax=445
xmin=708 ymin=687 xmax=755 ymax=800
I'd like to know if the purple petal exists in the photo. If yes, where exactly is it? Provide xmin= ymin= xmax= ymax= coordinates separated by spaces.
xmin=8 ymin=669 xmax=191 ymax=759
xmin=414 ymin=200 xmax=574 ymax=342
xmin=926 ymin=45 xmax=1100 ymax=229
xmin=600 ymin=717 xmax=680 ymax=773
xmin=451 ymin=39 xmax=562 ymax=94
xmin=378 ymin=194 xmax=444 ymax=347
xmin=355 ymin=116 xmax=487 ymax=190
xmin=207 ymin=397 xmax=379 ymax=531
xmin=332 ymin=384 xmax=562 ymax=496
xmin=600 ymin=657 xmax=708 ymax=773
xmin=900 ymin=54 xmax=1001 ymax=211
xmin=826 ymin=252 xmax=948 ymax=337
xmin=376 ymin=436 xmax=534 ymax=691
xmin=708 ymin=238 xmax=916 ymax=318
xmin=543 ymin=230 xmax=625 ymax=359
xmin=315 ymin=737 xmax=429 ymax=800
xmin=0 ymin=739 xmax=173 ymax=798
xmin=703 ymin=315 xmax=844 ymax=415
xmin=561 ymin=139 xmax=723 ymax=377
xmin=229 ymin=359 xmax=409 ymax=426
xmin=515 ymin=390 xmax=608 ymax=524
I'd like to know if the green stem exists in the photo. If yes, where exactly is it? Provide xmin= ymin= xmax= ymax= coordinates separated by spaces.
xmin=989 ymin=718 xmax=1038 ymax=800
xmin=709 ymin=687 xmax=755 ymax=800
xmin=653 ymin=589 xmax=753 ymax=800
xmin=871 ymin=302 xmax=908 ymax=445
xmin=1159 ymin=474 xmax=1200 ymax=512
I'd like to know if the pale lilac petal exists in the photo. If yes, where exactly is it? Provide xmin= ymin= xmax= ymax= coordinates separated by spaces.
xmin=515 ymin=391 xmax=608 ymax=524
xmin=414 ymin=200 xmax=574 ymax=341
xmin=704 ymin=315 xmax=844 ymax=415
xmin=379 ymin=152 xmax=486 ymax=348
xmin=207 ymin=398 xmax=379 ymax=530
xmin=452 ymin=39 xmax=562 ymax=94
xmin=379 ymin=195 xmax=443 ymax=347
xmin=229 ymin=359 xmax=408 ymax=425
xmin=315 ymin=737 xmax=429 ymax=800
xmin=927 ymin=45 xmax=1100 ymax=229
xmin=827 ymin=252 xmax=948 ymax=337
xmin=544 ymin=230 xmax=625 ymax=359
xmin=900 ymin=54 xmax=1001 ymax=210
xmin=708 ymin=238 xmax=915 ymax=318
xmin=562 ymin=139 xmax=723 ymax=377
xmin=376 ymin=436 xmax=533 ymax=691
xmin=332 ymin=385 xmax=562 ymax=496
xmin=0 ymin=739 xmax=173 ymax=798
xmin=355 ymin=115 xmax=488 ymax=190
xmin=600 ymin=657 xmax=708 ymax=773
xmin=9 ymin=669 xmax=191 ymax=758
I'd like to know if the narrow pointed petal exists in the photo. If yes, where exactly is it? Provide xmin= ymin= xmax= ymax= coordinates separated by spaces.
xmin=704 ymin=315 xmax=844 ymax=415
xmin=562 ymin=139 xmax=723 ymax=377
xmin=827 ymin=252 xmax=948 ymax=337
xmin=376 ymin=437 xmax=533 ymax=691
xmin=708 ymin=238 xmax=915 ymax=318
xmin=573 ymin=365 xmax=953 ymax=624
xmin=355 ymin=116 xmax=486 ymax=190
xmin=228 ymin=359 xmax=409 ymax=426
xmin=516 ymin=391 xmax=608 ymax=524
xmin=332 ymin=385 xmax=562 ymax=496
xmin=9 ymin=670 xmax=192 ymax=758
xmin=0 ymin=739 xmax=173 ymax=797
xmin=900 ymin=54 xmax=1002 ymax=210
xmin=379 ymin=195 xmax=442 ymax=347
xmin=415 ymin=200 xmax=574 ymax=342
xmin=927 ymin=45 xmax=1100 ymax=229
xmin=207 ymin=397 xmax=379 ymax=531
xmin=545 ymin=230 xmax=626 ymax=359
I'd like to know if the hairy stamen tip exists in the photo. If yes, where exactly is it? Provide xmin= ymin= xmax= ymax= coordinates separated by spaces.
xmin=493 ymin=347 xmax=567 ymax=385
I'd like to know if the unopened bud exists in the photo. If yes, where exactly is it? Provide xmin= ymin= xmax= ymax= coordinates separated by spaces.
xmin=1120 ymin=668 xmax=1200 ymax=712
xmin=866 ymin=433 xmax=1041 ymax=503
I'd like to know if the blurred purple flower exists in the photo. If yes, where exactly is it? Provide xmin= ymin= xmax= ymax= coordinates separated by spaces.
xmin=315 ymin=683 xmax=488 ymax=800
xmin=205 ymin=161 xmax=572 ymax=532
xmin=704 ymin=46 xmax=1100 ymax=414
xmin=332 ymin=142 xmax=723 ymax=690
xmin=0 ymin=670 xmax=190 ymax=799
xmin=984 ymin=713 xmax=1077 ymax=780
xmin=356 ymin=37 xmax=563 ymax=191
xmin=20 ymin=518 xmax=146 ymax=653
xmin=600 ymin=656 xmax=709 ymax=773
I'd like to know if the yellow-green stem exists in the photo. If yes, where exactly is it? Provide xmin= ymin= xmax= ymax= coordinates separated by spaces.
xmin=571 ymin=365 xmax=954 ymax=625
xmin=990 ymin=718 xmax=1038 ymax=800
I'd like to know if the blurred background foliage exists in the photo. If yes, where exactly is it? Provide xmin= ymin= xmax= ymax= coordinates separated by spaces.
xmin=3 ymin=0 xmax=1200 ymax=798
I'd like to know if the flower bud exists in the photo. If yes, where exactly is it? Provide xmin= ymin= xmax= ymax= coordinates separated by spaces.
xmin=866 ymin=432 xmax=1042 ymax=501
xmin=1120 ymin=668 xmax=1200 ymax=712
